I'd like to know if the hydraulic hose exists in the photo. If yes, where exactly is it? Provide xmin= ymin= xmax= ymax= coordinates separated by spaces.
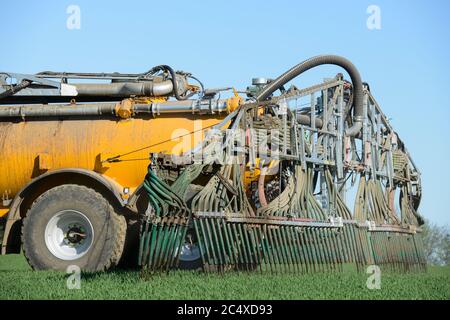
xmin=0 ymin=79 xmax=31 ymax=100
xmin=256 ymin=55 xmax=364 ymax=137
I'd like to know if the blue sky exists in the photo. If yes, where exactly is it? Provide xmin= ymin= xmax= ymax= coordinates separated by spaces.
xmin=1 ymin=0 xmax=449 ymax=224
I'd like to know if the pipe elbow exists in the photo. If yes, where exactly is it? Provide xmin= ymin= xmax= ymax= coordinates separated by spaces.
xmin=345 ymin=120 xmax=363 ymax=137
xmin=151 ymin=80 xmax=174 ymax=96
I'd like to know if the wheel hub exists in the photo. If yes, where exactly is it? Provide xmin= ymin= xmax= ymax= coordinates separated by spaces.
xmin=65 ymin=225 xmax=87 ymax=245
xmin=45 ymin=210 xmax=94 ymax=261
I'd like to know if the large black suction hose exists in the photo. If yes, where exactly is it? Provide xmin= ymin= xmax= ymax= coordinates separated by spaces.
xmin=256 ymin=55 xmax=364 ymax=137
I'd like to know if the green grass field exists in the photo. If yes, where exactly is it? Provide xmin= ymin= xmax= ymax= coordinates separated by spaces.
xmin=0 ymin=254 xmax=449 ymax=300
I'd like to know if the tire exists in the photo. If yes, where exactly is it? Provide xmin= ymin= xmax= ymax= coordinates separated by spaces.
xmin=179 ymin=257 xmax=203 ymax=270
xmin=22 ymin=184 xmax=126 ymax=272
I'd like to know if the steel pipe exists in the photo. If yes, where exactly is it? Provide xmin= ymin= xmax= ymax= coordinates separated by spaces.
xmin=0 ymin=103 xmax=117 ymax=118
xmin=74 ymin=80 xmax=174 ymax=97
xmin=0 ymin=99 xmax=231 ymax=118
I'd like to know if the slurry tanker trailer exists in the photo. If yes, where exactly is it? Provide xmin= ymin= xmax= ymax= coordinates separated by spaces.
xmin=0 ymin=56 xmax=425 ymax=272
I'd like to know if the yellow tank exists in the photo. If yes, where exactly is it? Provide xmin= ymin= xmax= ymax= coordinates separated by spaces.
xmin=0 ymin=65 xmax=245 ymax=265
xmin=0 ymin=112 xmax=228 ymax=217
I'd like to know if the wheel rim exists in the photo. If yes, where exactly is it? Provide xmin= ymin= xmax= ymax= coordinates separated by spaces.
xmin=178 ymin=231 xmax=200 ymax=262
xmin=44 ymin=210 xmax=94 ymax=261
xmin=179 ymin=242 xmax=201 ymax=262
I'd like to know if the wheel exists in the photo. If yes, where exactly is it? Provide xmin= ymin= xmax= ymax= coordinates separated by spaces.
xmin=178 ymin=229 xmax=202 ymax=270
xmin=22 ymin=184 xmax=126 ymax=272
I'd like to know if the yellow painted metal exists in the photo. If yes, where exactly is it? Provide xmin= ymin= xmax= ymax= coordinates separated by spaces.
xmin=227 ymin=88 xmax=243 ymax=113
xmin=226 ymin=95 xmax=242 ymax=113
xmin=244 ymin=159 xmax=279 ymax=188
xmin=0 ymin=112 xmax=227 ymax=211
xmin=0 ymin=208 xmax=8 ymax=218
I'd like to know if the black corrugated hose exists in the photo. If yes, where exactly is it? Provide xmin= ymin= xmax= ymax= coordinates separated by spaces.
xmin=256 ymin=55 xmax=364 ymax=136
